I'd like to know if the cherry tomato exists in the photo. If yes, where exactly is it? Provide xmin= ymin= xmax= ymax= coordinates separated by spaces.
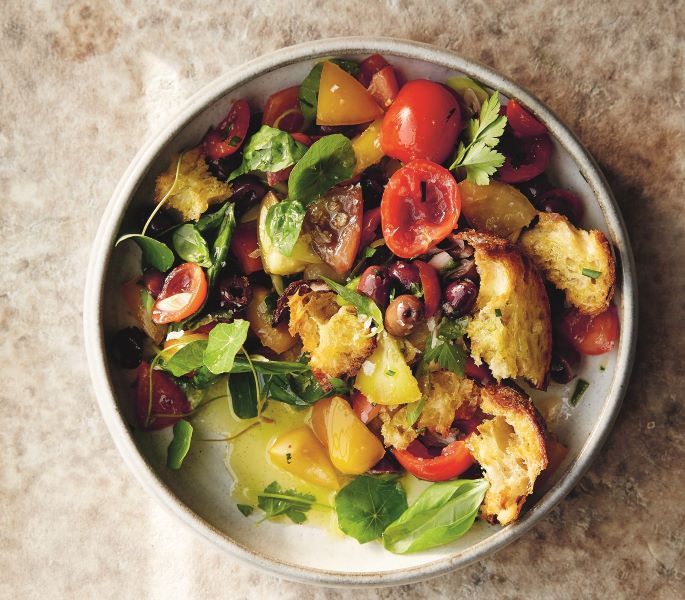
xmin=498 ymin=134 xmax=553 ymax=183
xmin=230 ymin=221 xmax=262 ymax=274
xmin=317 ymin=62 xmax=384 ymax=126
xmin=262 ymin=86 xmax=303 ymax=132
xmin=135 ymin=362 xmax=191 ymax=430
xmin=393 ymin=439 xmax=474 ymax=482
xmin=351 ymin=390 xmax=380 ymax=424
xmin=359 ymin=53 xmax=390 ymax=87
xmin=560 ymin=305 xmax=620 ymax=355
xmin=368 ymin=66 xmax=399 ymax=108
xmin=381 ymin=159 xmax=461 ymax=258
xmin=414 ymin=260 xmax=440 ymax=318
xmin=202 ymin=99 xmax=250 ymax=161
xmin=360 ymin=207 xmax=382 ymax=247
xmin=380 ymin=80 xmax=461 ymax=164
xmin=506 ymin=99 xmax=547 ymax=137
xmin=152 ymin=263 xmax=208 ymax=324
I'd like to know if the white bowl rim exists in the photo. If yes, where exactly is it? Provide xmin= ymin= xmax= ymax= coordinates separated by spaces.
xmin=83 ymin=36 xmax=637 ymax=587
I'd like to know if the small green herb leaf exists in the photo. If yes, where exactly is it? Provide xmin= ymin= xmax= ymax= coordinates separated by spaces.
xmin=335 ymin=475 xmax=407 ymax=544
xmin=196 ymin=203 xmax=229 ymax=233
xmin=581 ymin=267 xmax=602 ymax=279
xmin=265 ymin=199 xmax=306 ymax=256
xmin=140 ymin=288 xmax=155 ymax=314
xmin=116 ymin=234 xmax=174 ymax=272
xmin=321 ymin=276 xmax=383 ymax=331
xmin=570 ymin=378 xmax=589 ymax=406
xmin=422 ymin=336 xmax=466 ymax=377
xmin=437 ymin=317 xmax=469 ymax=341
xmin=166 ymin=420 xmax=193 ymax=470
xmin=206 ymin=203 xmax=236 ymax=290
xmin=163 ymin=339 xmax=208 ymax=377
xmin=203 ymin=320 xmax=250 ymax=374
xmin=172 ymin=224 xmax=212 ymax=267
xmin=229 ymin=356 xmax=311 ymax=376
xmin=237 ymin=504 xmax=254 ymax=517
xmin=258 ymin=481 xmax=316 ymax=524
xmin=229 ymin=370 xmax=261 ymax=419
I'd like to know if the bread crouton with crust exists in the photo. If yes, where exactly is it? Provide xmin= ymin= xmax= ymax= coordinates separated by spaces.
xmin=154 ymin=147 xmax=233 ymax=222
xmin=466 ymin=384 xmax=548 ymax=525
xmin=288 ymin=289 xmax=376 ymax=385
xmin=379 ymin=406 xmax=418 ymax=450
xmin=455 ymin=230 xmax=552 ymax=389
xmin=417 ymin=370 xmax=481 ymax=436
xmin=518 ymin=212 xmax=616 ymax=316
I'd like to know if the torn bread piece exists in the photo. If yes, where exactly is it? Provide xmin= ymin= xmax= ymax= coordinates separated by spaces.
xmin=288 ymin=289 xmax=376 ymax=385
xmin=466 ymin=384 xmax=548 ymax=525
xmin=379 ymin=406 xmax=418 ymax=450
xmin=519 ymin=211 xmax=616 ymax=316
xmin=455 ymin=230 xmax=552 ymax=389
xmin=417 ymin=370 xmax=481 ymax=436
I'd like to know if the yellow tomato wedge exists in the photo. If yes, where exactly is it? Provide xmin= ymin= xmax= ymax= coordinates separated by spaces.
xmin=162 ymin=332 xmax=209 ymax=358
xmin=316 ymin=62 xmax=384 ymax=126
xmin=459 ymin=180 xmax=538 ymax=241
xmin=351 ymin=119 xmax=384 ymax=176
xmin=354 ymin=332 xmax=422 ymax=406
xmin=246 ymin=287 xmax=296 ymax=354
xmin=269 ymin=426 xmax=340 ymax=490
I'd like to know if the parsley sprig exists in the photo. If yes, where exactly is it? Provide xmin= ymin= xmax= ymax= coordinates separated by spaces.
xmin=420 ymin=317 xmax=469 ymax=377
xmin=450 ymin=91 xmax=507 ymax=185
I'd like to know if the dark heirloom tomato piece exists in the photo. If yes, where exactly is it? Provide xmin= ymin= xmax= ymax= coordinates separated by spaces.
xmin=152 ymin=263 xmax=208 ymax=324
xmin=498 ymin=134 xmax=553 ymax=183
xmin=135 ymin=362 xmax=191 ymax=430
xmin=381 ymin=159 xmax=461 ymax=259
xmin=393 ymin=439 xmax=474 ymax=482
xmin=506 ymin=99 xmax=547 ymax=138
xmin=305 ymin=185 xmax=363 ymax=273
xmin=230 ymin=221 xmax=262 ymax=274
xmin=359 ymin=53 xmax=390 ymax=87
xmin=202 ymin=99 xmax=250 ymax=161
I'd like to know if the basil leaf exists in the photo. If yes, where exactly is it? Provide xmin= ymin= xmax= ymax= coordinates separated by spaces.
xmin=321 ymin=276 xmax=383 ymax=331
xmin=163 ymin=339 xmax=208 ymax=377
xmin=166 ymin=420 xmax=193 ymax=470
xmin=298 ymin=60 xmax=361 ymax=126
xmin=206 ymin=203 xmax=236 ymax=289
xmin=203 ymin=320 xmax=250 ymax=374
xmin=335 ymin=475 xmax=407 ymax=543
xmin=383 ymin=479 xmax=489 ymax=554
xmin=288 ymin=135 xmax=356 ymax=205
xmin=230 ymin=356 xmax=310 ymax=375
xmin=228 ymin=125 xmax=307 ymax=182
xmin=172 ymin=224 xmax=212 ymax=267
xmin=265 ymin=199 xmax=306 ymax=256
xmin=258 ymin=481 xmax=315 ymax=524
xmin=229 ymin=371 xmax=260 ymax=419
xmin=196 ymin=203 xmax=229 ymax=233
xmin=116 ymin=234 xmax=174 ymax=272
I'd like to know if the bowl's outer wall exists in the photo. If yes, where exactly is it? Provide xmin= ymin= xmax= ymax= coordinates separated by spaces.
xmin=84 ymin=37 xmax=637 ymax=587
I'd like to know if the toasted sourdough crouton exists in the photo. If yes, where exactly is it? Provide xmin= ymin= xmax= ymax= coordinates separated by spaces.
xmin=518 ymin=212 xmax=616 ymax=316
xmin=455 ymin=230 xmax=552 ymax=389
xmin=379 ymin=406 xmax=418 ymax=450
xmin=288 ymin=290 xmax=376 ymax=383
xmin=154 ymin=147 xmax=233 ymax=222
xmin=466 ymin=384 xmax=548 ymax=525
xmin=417 ymin=371 xmax=481 ymax=436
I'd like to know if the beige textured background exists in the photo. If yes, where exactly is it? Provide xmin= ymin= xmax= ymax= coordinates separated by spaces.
xmin=2 ymin=0 xmax=684 ymax=598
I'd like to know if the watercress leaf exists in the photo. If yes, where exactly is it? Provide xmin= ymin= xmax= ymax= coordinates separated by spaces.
xmin=383 ymin=478 xmax=489 ymax=554
xmin=172 ymin=224 xmax=212 ymax=267
xmin=206 ymin=203 xmax=236 ymax=289
xmin=258 ymin=481 xmax=316 ymax=524
xmin=191 ymin=365 xmax=219 ymax=389
xmin=321 ymin=276 xmax=383 ymax=331
xmin=298 ymin=60 xmax=361 ymax=125
xmin=335 ymin=475 xmax=407 ymax=543
xmin=265 ymin=199 xmax=306 ymax=256
xmin=166 ymin=420 xmax=193 ymax=470
xmin=227 ymin=125 xmax=307 ymax=182
xmin=237 ymin=504 xmax=254 ymax=517
xmin=228 ymin=370 xmax=260 ymax=418
xmin=288 ymin=135 xmax=356 ymax=205
xmin=438 ymin=317 xmax=469 ymax=341
xmin=116 ymin=234 xmax=174 ymax=272
xmin=423 ymin=339 xmax=466 ymax=377
xmin=203 ymin=320 xmax=250 ymax=374
xmin=196 ymin=203 xmax=229 ymax=233
xmin=163 ymin=339 xmax=208 ymax=377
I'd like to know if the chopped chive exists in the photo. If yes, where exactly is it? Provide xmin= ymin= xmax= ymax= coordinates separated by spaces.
xmin=386 ymin=369 xmax=396 ymax=376
xmin=494 ymin=308 xmax=502 ymax=317
xmin=599 ymin=365 xmax=606 ymax=372
xmin=229 ymin=135 xmax=242 ymax=147
xmin=286 ymin=452 xmax=292 ymax=464
xmin=237 ymin=504 xmax=254 ymax=517
xmin=582 ymin=267 xmax=602 ymax=279
xmin=570 ymin=378 xmax=590 ymax=406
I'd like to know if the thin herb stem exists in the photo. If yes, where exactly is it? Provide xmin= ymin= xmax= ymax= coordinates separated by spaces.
xmin=195 ymin=420 xmax=261 ymax=442
xmin=241 ymin=346 xmax=262 ymax=417
xmin=142 ymin=153 xmax=183 ymax=236
xmin=256 ymin=492 xmax=333 ymax=511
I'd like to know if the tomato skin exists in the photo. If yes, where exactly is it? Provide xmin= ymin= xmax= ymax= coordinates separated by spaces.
xmin=393 ymin=439 xmax=474 ymax=481
xmin=506 ymin=99 xmax=547 ymax=137
xmin=380 ymin=80 xmax=461 ymax=164
xmin=414 ymin=260 xmax=440 ymax=318
xmin=359 ymin=53 xmax=390 ymax=87
xmin=290 ymin=132 xmax=314 ymax=146
xmin=368 ymin=66 xmax=399 ymax=108
xmin=230 ymin=221 xmax=262 ymax=274
xmin=351 ymin=390 xmax=380 ymax=424
xmin=381 ymin=159 xmax=461 ymax=259
xmin=152 ymin=263 xmax=208 ymax=324
xmin=498 ymin=134 xmax=553 ymax=183
xmin=560 ymin=305 xmax=620 ymax=355
xmin=135 ymin=362 xmax=191 ymax=430
xmin=262 ymin=86 xmax=303 ymax=131
xmin=202 ymin=99 xmax=250 ymax=161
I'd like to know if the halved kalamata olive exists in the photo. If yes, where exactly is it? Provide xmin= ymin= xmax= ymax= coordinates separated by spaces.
xmin=357 ymin=265 xmax=391 ymax=307
xmin=205 ymin=152 xmax=242 ymax=181
xmin=135 ymin=206 xmax=174 ymax=238
xmin=445 ymin=257 xmax=479 ymax=282
xmin=141 ymin=268 xmax=165 ymax=299
xmin=387 ymin=261 xmax=420 ymax=291
xmin=230 ymin=176 xmax=268 ymax=205
xmin=384 ymin=294 xmax=424 ymax=337
xmin=537 ymin=188 xmax=584 ymax=226
xmin=217 ymin=274 xmax=252 ymax=312
xmin=441 ymin=235 xmax=475 ymax=260
xmin=360 ymin=165 xmax=388 ymax=208
xmin=443 ymin=279 xmax=478 ymax=317
xmin=110 ymin=327 xmax=146 ymax=369
xmin=550 ymin=342 xmax=581 ymax=384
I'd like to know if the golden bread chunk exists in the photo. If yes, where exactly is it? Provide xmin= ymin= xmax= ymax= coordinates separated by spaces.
xmin=417 ymin=370 xmax=481 ymax=435
xmin=519 ymin=212 xmax=615 ymax=316
xmin=379 ymin=406 xmax=418 ymax=450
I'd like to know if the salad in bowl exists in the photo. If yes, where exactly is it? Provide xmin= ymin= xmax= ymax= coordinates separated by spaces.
xmin=107 ymin=50 xmax=621 ymax=558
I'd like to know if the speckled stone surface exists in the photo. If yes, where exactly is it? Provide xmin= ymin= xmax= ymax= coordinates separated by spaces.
xmin=2 ymin=1 xmax=684 ymax=598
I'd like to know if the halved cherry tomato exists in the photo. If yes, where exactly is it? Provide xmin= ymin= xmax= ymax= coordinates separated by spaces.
xmin=230 ymin=221 xmax=262 ymax=274
xmin=393 ymin=439 xmax=474 ymax=481
xmin=368 ymin=66 xmax=399 ymax=108
xmin=560 ymin=305 xmax=620 ymax=355
xmin=506 ymin=99 xmax=547 ymax=137
xmin=414 ymin=260 xmax=440 ymax=318
xmin=359 ymin=53 xmax=390 ymax=87
xmin=380 ymin=80 xmax=461 ymax=164
xmin=381 ymin=159 xmax=461 ymax=258
xmin=498 ymin=134 xmax=553 ymax=183
xmin=360 ymin=207 xmax=382 ymax=247
xmin=202 ymin=99 xmax=250 ymax=161
xmin=262 ymin=86 xmax=303 ymax=132
xmin=351 ymin=390 xmax=381 ymax=424
xmin=152 ymin=263 xmax=207 ymax=325
xmin=135 ymin=362 xmax=191 ymax=430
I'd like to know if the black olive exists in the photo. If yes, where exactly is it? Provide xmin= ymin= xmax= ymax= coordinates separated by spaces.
xmin=443 ymin=279 xmax=478 ymax=317
xmin=384 ymin=294 xmax=424 ymax=337
xmin=357 ymin=266 xmax=391 ymax=307
xmin=110 ymin=327 xmax=146 ymax=369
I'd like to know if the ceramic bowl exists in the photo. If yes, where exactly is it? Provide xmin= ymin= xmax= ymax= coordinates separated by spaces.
xmin=84 ymin=37 xmax=637 ymax=586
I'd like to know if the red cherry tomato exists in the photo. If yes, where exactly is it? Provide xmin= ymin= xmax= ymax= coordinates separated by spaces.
xmin=202 ymin=99 xmax=250 ymax=161
xmin=506 ymin=99 xmax=547 ymax=138
xmin=351 ymin=391 xmax=380 ymax=424
xmin=498 ymin=134 xmax=553 ymax=183
xmin=381 ymin=159 xmax=461 ymax=258
xmin=368 ymin=66 xmax=399 ymax=108
xmin=262 ymin=85 xmax=302 ymax=130
xmin=358 ymin=53 xmax=390 ymax=87
xmin=135 ymin=362 xmax=191 ymax=430
xmin=230 ymin=221 xmax=262 ymax=274
xmin=360 ymin=207 xmax=382 ymax=247
xmin=414 ymin=260 xmax=440 ymax=318
xmin=393 ymin=439 xmax=474 ymax=482
xmin=380 ymin=80 xmax=462 ymax=164
xmin=152 ymin=263 xmax=207 ymax=324
xmin=560 ymin=305 xmax=620 ymax=355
